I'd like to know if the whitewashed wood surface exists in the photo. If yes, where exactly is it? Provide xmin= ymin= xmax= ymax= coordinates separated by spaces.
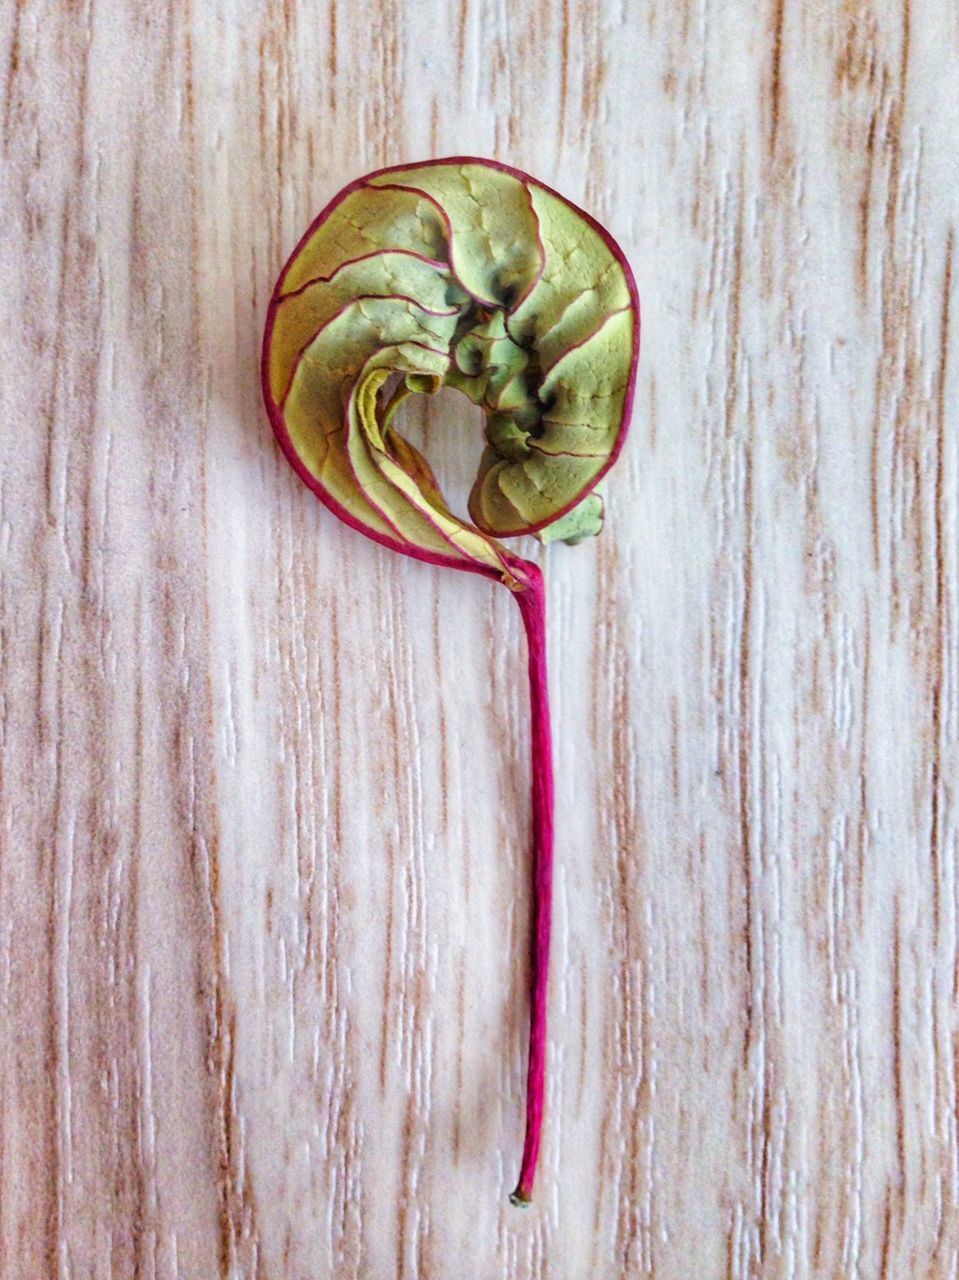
xmin=2 ymin=1 xmax=957 ymax=1276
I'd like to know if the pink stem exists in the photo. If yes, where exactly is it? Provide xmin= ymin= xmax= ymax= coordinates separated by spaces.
xmin=509 ymin=561 xmax=554 ymax=1207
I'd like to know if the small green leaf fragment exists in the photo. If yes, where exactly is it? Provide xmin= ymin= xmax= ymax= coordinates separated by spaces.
xmin=536 ymin=492 xmax=605 ymax=545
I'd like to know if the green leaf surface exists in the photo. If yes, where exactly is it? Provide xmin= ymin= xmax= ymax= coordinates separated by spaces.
xmin=265 ymin=159 xmax=637 ymax=575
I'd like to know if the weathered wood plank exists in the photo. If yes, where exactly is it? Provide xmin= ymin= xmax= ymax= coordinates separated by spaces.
xmin=1 ymin=1 xmax=956 ymax=1276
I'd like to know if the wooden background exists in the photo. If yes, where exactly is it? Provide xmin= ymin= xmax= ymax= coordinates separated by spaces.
xmin=1 ymin=0 xmax=957 ymax=1276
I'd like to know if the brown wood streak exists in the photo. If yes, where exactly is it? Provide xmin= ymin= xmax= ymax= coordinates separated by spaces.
xmin=610 ymin=600 xmax=644 ymax=1273
xmin=379 ymin=831 xmax=396 ymax=1093
xmin=1 ymin=0 xmax=23 ymax=151
xmin=833 ymin=5 xmax=881 ymax=304
xmin=869 ymin=0 xmax=913 ymax=576
xmin=880 ymin=1183 xmax=893 ymax=1279
xmin=739 ymin=403 xmax=763 ymax=1244
xmin=558 ymin=0 xmax=571 ymax=142
xmin=44 ymin=583 xmax=67 ymax=1280
xmin=131 ymin=636 xmax=148 ymax=1280
xmin=859 ymin=106 xmax=878 ymax=302
xmin=456 ymin=0 xmax=469 ymax=77
xmin=930 ymin=229 xmax=953 ymax=942
xmin=739 ymin=455 xmax=755 ymax=1084
xmin=725 ymin=155 xmax=753 ymax=1076
xmin=892 ymin=895 xmax=906 ymax=1226
xmin=768 ymin=0 xmax=786 ymax=158
xmin=200 ymin=583 xmax=257 ymax=1275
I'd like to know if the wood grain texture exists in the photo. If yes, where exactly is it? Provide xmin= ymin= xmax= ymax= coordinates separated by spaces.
xmin=1 ymin=0 xmax=956 ymax=1276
